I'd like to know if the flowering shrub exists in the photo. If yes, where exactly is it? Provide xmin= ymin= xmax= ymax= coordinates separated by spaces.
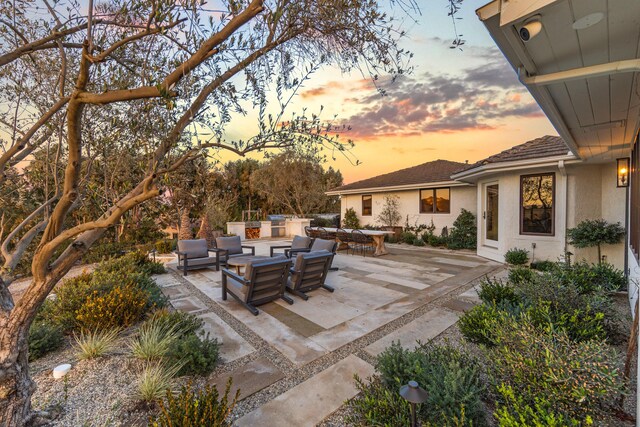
xmin=75 ymin=285 xmax=148 ymax=330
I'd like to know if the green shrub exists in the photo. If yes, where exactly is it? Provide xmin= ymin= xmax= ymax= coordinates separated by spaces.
xmin=448 ymin=209 xmax=477 ymax=250
xmin=73 ymin=328 xmax=120 ymax=360
xmin=155 ymin=239 xmax=176 ymax=254
xmin=413 ymin=239 xmax=425 ymax=247
xmin=514 ymin=274 xmax=614 ymax=342
xmin=343 ymin=207 xmax=360 ymax=229
xmin=346 ymin=375 xmax=412 ymax=427
xmin=147 ymin=310 xmax=203 ymax=339
xmin=130 ymin=319 xmax=182 ymax=361
xmin=477 ymin=279 xmax=520 ymax=306
xmin=529 ymin=260 xmax=556 ymax=272
xmin=400 ymin=231 xmax=416 ymax=244
xmin=554 ymin=261 xmax=626 ymax=293
xmin=567 ymin=219 xmax=625 ymax=263
xmin=29 ymin=321 xmax=64 ymax=361
xmin=167 ymin=333 xmax=220 ymax=376
xmin=494 ymin=384 xmax=588 ymax=427
xmin=44 ymin=272 xmax=99 ymax=331
xmin=490 ymin=316 xmax=624 ymax=423
xmin=425 ymin=234 xmax=447 ymax=247
xmin=82 ymin=241 xmax=128 ymax=264
xmin=507 ymin=266 xmax=535 ymax=285
xmin=76 ymin=284 xmax=150 ymax=330
xmin=459 ymin=304 xmax=505 ymax=346
xmin=376 ymin=342 xmax=486 ymax=426
xmin=136 ymin=361 xmax=182 ymax=403
xmin=151 ymin=379 xmax=239 ymax=427
xmin=504 ymin=248 xmax=529 ymax=265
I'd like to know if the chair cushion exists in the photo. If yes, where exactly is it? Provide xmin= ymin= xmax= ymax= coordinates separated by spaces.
xmin=291 ymin=235 xmax=311 ymax=250
xmin=293 ymin=250 xmax=330 ymax=271
xmin=177 ymin=239 xmax=209 ymax=259
xmin=180 ymin=256 xmax=217 ymax=267
xmin=310 ymin=238 xmax=335 ymax=253
xmin=216 ymin=236 xmax=243 ymax=255
xmin=244 ymin=256 xmax=287 ymax=279
xmin=225 ymin=276 xmax=247 ymax=300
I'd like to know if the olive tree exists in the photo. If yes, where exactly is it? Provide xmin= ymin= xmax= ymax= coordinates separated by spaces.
xmin=0 ymin=1 xmax=419 ymax=424
xmin=567 ymin=219 xmax=626 ymax=263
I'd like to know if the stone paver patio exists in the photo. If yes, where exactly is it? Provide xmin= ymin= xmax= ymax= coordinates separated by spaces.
xmin=158 ymin=240 xmax=501 ymax=425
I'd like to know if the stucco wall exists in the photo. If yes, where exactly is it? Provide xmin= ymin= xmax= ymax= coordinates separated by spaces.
xmin=476 ymin=165 xmax=567 ymax=264
xmin=339 ymin=186 xmax=477 ymax=234
xmin=476 ymin=162 xmax=625 ymax=269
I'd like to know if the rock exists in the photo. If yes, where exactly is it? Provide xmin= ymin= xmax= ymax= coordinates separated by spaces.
xmin=53 ymin=363 xmax=71 ymax=379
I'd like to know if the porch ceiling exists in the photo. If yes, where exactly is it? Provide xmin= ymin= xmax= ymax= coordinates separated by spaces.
xmin=478 ymin=0 xmax=640 ymax=161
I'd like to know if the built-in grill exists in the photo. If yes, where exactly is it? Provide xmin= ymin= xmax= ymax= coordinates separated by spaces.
xmin=267 ymin=215 xmax=286 ymax=237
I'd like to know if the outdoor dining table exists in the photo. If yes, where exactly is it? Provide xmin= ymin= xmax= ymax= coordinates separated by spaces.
xmin=310 ymin=227 xmax=394 ymax=256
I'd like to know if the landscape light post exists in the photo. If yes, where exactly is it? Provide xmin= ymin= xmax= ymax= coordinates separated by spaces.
xmin=400 ymin=380 xmax=428 ymax=427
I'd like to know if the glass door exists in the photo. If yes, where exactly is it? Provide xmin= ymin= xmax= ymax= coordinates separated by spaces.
xmin=484 ymin=183 xmax=499 ymax=247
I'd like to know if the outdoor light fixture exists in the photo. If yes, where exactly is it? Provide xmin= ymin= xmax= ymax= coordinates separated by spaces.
xmin=617 ymin=157 xmax=630 ymax=187
xmin=400 ymin=380 xmax=428 ymax=427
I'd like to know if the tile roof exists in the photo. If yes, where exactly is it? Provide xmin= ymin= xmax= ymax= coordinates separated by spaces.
xmin=460 ymin=135 xmax=570 ymax=172
xmin=330 ymin=159 xmax=467 ymax=192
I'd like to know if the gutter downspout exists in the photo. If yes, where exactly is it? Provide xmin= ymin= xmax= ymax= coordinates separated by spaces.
xmin=558 ymin=160 xmax=569 ymax=258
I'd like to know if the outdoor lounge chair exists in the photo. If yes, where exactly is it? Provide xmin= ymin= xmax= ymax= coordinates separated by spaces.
xmin=336 ymin=228 xmax=352 ymax=252
xmin=221 ymin=257 xmax=293 ymax=315
xmin=175 ymin=239 xmax=219 ymax=276
xmin=286 ymin=250 xmax=334 ymax=300
xmin=269 ymin=235 xmax=312 ymax=257
xmin=212 ymin=236 xmax=255 ymax=270
xmin=289 ymin=238 xmax=339 ymax=271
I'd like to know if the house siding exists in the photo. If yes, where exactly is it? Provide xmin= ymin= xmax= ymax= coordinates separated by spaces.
xmin=339 ymin=186 xmax=477 ymax=234
xmin=475 ymin=162 xmax=625 ymax=269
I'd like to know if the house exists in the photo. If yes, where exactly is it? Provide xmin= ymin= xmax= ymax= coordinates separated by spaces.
xmin=452 ymin=135 xmax=625 ymax=266
xmin=328 ymin=135 xmax=626 ymax=268
xmin=474 ymin=0 xmax=639 ymax=291
xmin=326 ymin=160 xmax=477 ymax=234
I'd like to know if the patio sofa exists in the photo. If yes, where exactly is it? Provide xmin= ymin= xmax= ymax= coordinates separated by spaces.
xmin=221 ymin=257 xmax=293 ymax=315
xmin=286 ymin=250 xmax=334 ymax=300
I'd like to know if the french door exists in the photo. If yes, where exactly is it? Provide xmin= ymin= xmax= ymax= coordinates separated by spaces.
xmin=482 ymin=182 xmax=499 ymax=248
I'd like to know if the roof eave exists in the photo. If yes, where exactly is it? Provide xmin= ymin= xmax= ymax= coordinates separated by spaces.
xmin=326 ymin=180 xmax=472 ymax=196
xmin=451 ymin=154 xmax=579 ymax=181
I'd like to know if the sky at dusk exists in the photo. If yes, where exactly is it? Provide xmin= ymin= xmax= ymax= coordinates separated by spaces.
xmin=219 ymin=0 xmax=558 ymax=184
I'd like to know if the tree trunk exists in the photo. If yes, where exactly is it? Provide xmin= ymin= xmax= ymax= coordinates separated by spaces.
xmin=0 ymin=313 xmax=34 ymax=427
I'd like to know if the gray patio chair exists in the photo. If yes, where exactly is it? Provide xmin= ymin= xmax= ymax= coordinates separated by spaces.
xmin=175 ymin=239 xmax=218 ymax=276
xmin=221 ymin=257 xmax=293 ymax=315
xmin=286 ymin=250 xmax=334 ymax=300
xmin=351 ymin=230 xmax=375 ymax=257
xmin=269 ymin=235 xmax=312 ymax=257
xmin=211 ymin=236 xmax=255 ymax=270
xmin=289 ymin=238 xmax=339 ymax=271
xmin=336 ymin=228 xmax=352 ymax=252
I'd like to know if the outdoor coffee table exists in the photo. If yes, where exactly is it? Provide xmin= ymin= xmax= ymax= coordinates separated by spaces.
xmin=226 ymin=255 xmax=273 ymax=274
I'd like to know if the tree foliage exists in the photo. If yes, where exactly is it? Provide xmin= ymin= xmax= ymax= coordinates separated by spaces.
xmin=376 ymin=195 xmax=401 ymax=228
xmin=0 ymin=0 xmax=419 ymax=423
xmin=567 ymin=219 xmax=625 ymax=263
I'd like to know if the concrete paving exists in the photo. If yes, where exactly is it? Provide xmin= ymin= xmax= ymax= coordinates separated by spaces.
xmin=364 ymin=307 xmax=461 ymax=357
xmin=198 ymin=312 xmax=255 ymax=363
xmin=158 ymin=240 xmax=502 ymax=425
xmin=234 ymin=355 xmax=374 ymax=427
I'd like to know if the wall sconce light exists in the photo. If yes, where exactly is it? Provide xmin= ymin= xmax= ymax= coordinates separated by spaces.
xmin=400 ymin=380 xmax=428 ymax=427
xmin=617 ymin=157 xmax=630 ymax=187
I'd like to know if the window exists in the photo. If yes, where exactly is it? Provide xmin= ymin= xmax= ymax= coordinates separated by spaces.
xmin=362 ymin=195 xmax=372 ymax=216
xmin=420 ymin=188 xmax=450 ymax=213
xmin=520 ymin=173 xmax=555 ymax=235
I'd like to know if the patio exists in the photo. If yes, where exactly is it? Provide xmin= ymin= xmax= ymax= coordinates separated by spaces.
xmin=158 ymin=239 xmax=501 ymax=425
